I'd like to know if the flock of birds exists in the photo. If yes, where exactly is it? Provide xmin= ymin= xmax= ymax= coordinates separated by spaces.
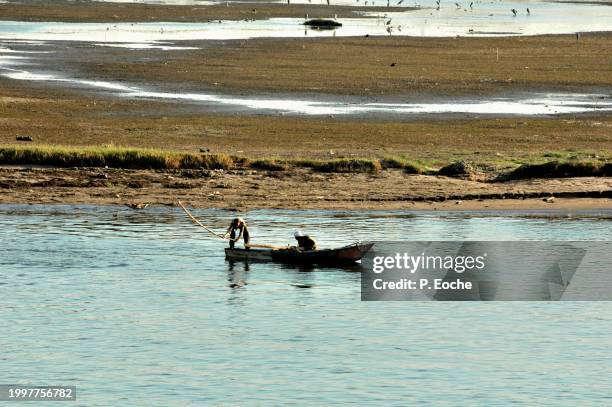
xmin=300 ymin=0 xmax=538 ymax=37
xmin=102 ymin=1 xmax=538 ymax=36
xmin=287 ymin=0 xmax=533 ymax=17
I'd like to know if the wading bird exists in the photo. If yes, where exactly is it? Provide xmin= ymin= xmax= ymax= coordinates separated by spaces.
xmin=511 ymin=8 xmax=517 ymax=16
xmin=526 ymin=8 xmax=530 ymax=15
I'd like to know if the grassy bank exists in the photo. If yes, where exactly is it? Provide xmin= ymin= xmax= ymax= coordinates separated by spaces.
xmin=499 ymin=160 xmax=612 ymax=181
xmin=0 ymin=145 xmax=234 ymax=170
xmin=1 ymin=145 xmax=610 ymax=180
xmin=0 ymin=145 xmax=398 ymax=173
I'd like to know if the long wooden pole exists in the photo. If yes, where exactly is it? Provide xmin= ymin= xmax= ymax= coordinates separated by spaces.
xmin=178 ymin=201 xmax=288 ymax=249
xmin=177 ymin=200 xmax=234 ymax=241
xmin=247 ymin=243 xmax=289 ymax=250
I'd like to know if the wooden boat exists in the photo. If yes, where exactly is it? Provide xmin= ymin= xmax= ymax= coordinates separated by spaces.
xmin=225 ymin=242 xmax=374 ymax=265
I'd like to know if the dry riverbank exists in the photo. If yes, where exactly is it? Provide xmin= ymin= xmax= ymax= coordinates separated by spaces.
xmin=1 ymin=8 xmax=611 ymax=211
xmin=1 ymin=166 xmax=610 ymax=211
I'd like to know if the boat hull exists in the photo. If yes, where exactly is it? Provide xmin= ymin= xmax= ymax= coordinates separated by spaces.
xmin=225 ymin=243 xmax=374 ymax=265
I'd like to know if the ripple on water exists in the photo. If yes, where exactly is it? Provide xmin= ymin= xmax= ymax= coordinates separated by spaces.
xmin=0 ymin=205 xmax=610 ymax=404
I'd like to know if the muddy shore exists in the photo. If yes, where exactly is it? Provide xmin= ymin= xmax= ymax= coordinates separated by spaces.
xmin=1 ymin=81 xmax=610 ymax=164
xmin=1 ymin=3 xmax=610 ymax=211
xmin=1 ymin=166 xmax=610 ymax=211
xmin=78 ymin=34 xmax=612 ymax=97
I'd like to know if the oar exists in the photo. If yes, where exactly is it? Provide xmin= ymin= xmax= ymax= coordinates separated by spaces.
xmin=246 ymin=243 xmax=290 ymax=250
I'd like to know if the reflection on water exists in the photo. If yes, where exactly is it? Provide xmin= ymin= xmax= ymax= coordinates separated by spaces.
xmin=1 ymin=205 xmax=611 ymax=404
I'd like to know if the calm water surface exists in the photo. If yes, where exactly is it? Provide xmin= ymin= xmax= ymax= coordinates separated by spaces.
xmin=1 ymin=205 xmax=611 ymax=405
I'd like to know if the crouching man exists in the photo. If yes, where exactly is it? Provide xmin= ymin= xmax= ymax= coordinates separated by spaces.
xmin=225 ymin=217 xmax=250 ymax=249
xmin=294 ymin=230 xmax=317 ymax=251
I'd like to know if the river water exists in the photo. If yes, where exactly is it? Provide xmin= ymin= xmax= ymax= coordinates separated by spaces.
xmin=1 ymin=205 xmax=611 ymax=405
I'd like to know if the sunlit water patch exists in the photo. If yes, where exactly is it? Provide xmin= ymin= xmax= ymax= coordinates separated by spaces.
xmin=0 ymin=205 xmax=611 ymax=405
xmin=0 ymin=19 xmax=390 ymax=42
xmin=1 ymin=63 xmax=611 ymax=116
xmin=1 ymin=0 xmax=612 ymax=43
xmin=96 ymin=41 xmax=200 ymax=50
xmin=123 ymin=89 xmax=612 ymax=115
xmin=361 ymin=0 xmax=612 ymax=37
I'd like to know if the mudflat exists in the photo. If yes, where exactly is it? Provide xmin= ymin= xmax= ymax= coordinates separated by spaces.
xmin=78 ymin=34 xmax=612 ymax=97
xmin=1 ymin=2 xmax=610 ymax=210
xmin=1 ymin=166 xmax=610 ymax=211
xmin=1 ymin=83 xmax=610 ymax=164
xmin=0 ymin=0 xmax=405 ymax=22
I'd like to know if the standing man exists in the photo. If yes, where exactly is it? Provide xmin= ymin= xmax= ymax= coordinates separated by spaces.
xmin=225 ymin=217 xmax=250 ymax=249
